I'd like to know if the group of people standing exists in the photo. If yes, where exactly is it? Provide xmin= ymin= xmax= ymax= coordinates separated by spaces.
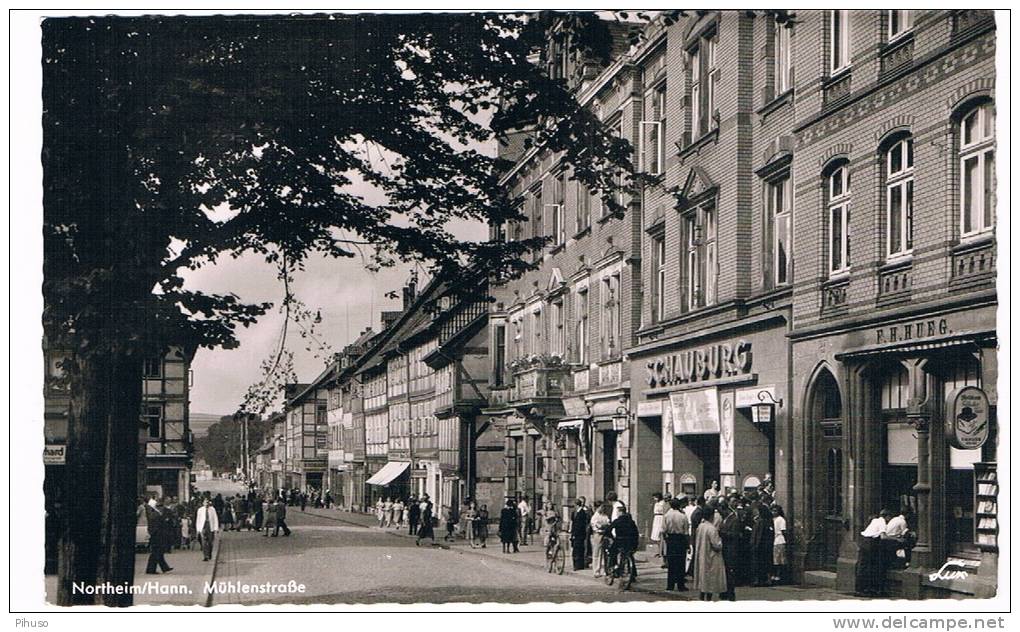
xmin=856 ymin=506 xmax=916 ymax=597
xmin=649 ymin=487 xmax=789 ymax=601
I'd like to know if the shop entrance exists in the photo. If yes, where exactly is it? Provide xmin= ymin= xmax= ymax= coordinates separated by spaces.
xmin=602 ymin=431 xmax=618 ymax=497
xmin=679 ymin=434 xmax=719 ymax=497
xmin=809 ymin=369 xmax=844 ymax=571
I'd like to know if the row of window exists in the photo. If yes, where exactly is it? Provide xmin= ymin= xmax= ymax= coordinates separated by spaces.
xmin=831 ymin=10 xmax=915 ymax=76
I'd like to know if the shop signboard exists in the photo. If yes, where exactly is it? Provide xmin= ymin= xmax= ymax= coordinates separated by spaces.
xmin=43 ymin=444 xmax=65 ymax=465
xmin=719 ymin=391 xmax=735 ymax=474
xmin=670 ymin=388 xmax=720 ymax=435
xmin=945 ymin=386 xmax=990 ymax=450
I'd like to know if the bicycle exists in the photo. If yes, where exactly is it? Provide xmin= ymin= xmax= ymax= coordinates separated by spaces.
xmin=603 ymin=537 xmax=637 ymax=591
xmin=545 ymin=531 xmax=565 ymax=575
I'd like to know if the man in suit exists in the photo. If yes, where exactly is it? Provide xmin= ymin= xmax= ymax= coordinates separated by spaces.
xmin=145 ymin=497 xmax=173 ymax=574
xmin=570 ymin=498 xmax=591 ymax=570
xmin=408 ymin=494 xmax=420 ymax=536
xmin=274 ymin=496 xmax=291 ymax=536
xmin=195 ymin=497 xmax=220 ymax=561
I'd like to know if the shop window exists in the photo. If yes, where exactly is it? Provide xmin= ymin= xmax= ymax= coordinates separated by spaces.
xmin=959 ymin=102 xmax=995 ymax=239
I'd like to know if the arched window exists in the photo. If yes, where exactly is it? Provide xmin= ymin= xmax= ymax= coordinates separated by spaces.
xmin=959 ymin=102 xmax=995 ymax=238
xmin=886 ymin=137 xmax=914 ymax=259
xmin=826 ymin=164 xmax=851 ymax=275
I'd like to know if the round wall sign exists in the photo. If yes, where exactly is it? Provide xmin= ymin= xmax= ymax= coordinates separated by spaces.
xmin=945 ymin=386 xmax=990 ymax=450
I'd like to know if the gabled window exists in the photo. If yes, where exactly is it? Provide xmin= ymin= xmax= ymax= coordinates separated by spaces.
xmin=640 ymin=84 xmax=667 ymax=175
xmin=830 ymin=10 xmax=851 ymax=74
xmin=690 ymin=32 xmax=719 ymax=138
xmin=683 ymin=202 xmax=717 ymax=310
xmin=765 ymin=173 xmax=792 ymax=286
xmin=886 ymin=137 xmax=914 ymax=259
xmin=888 ymin=10 xmax=913 ymax=40
xmin=774 ymin=20 xmax=794 ymax=95
xmin=827 ymin=165 xmax=852 ymax=275
xmin=959 ymin=103 xmax=996 ymax=238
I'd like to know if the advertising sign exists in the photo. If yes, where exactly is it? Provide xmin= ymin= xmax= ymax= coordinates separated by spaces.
xmin=670 ymin=388 xmax=720 ymax=435
xmin=945 ymin=386 xmax=990 ymax=450
xmin=719 ymin=391 xmax=735 ymax=474
xmin=43 ymin=444 xmax=66 ymax=465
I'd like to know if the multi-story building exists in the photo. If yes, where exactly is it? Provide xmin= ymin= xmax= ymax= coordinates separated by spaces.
xmin=324 ymin=328 xmax=376 ymax=510
xmin=782 ymin=9 xmax=997 ymax=598
xmin=615 ymin=9 xmax=995 ymax=598
xmin=282 ymin=382 xmax=328 ymax=491
xmin=485 ymin=20 xmax=644 ymax=526
xmin=488 ymin=9 xmax=997 ymax=599
xmin=43 ymin=344 xmax=196 ymax=573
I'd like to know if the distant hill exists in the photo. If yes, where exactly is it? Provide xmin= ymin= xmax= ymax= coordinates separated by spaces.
xmin=190 ymin=412 xmax=226 ymax=438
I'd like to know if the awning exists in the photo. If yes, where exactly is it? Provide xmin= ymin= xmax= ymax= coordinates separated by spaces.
xmin=366 ymin=461 xmax=410 ymax=486
xmin=558 ymin=419 xmax=585 ymax=430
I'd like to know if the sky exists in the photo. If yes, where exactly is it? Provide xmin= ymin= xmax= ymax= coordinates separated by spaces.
xmin=183 ymin=217 xmax=488 ymax=417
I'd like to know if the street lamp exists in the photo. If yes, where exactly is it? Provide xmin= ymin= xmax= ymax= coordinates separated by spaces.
xmin=750 ymin=390 xmax=783 ymax=426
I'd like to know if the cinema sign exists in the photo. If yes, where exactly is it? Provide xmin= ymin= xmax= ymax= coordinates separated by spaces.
xmin=646 ymin=340 xmax=753 ymax=388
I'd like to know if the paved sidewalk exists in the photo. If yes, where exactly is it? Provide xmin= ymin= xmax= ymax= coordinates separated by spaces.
xmin=297 ymin=506 xmax=848 ymax=601
xmin=43 ymin=538 xmax=219 ymax=606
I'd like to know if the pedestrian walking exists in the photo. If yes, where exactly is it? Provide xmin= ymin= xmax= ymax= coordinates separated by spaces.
xmin=499 ymin=498 xmax=519 ymax=554
xmin=375 ymin=497 xmax=385 ymax=528
xmin=384 ymin=497 xmax=395 ymax=528
xmin=476 ymin=504 xmax=489 ymax=548
xmin=718 ymin=500 xmax=741 ymax=601
xmin=180 ymin=513 xmax=193 ymax=550
xmin=693 ymin=506 xmax=727 ymax=601
xmin=408 ymin=494 xmax=420 ymax=535
xmin=590 ymin=503 xmax=611 ymax=578
xmin=263 ymin=497 xmax=276 ymax=537
xmin=253 ymin=497 xmax=265 ymax=531
xmin=325 ymin=490 xmax=334 ymax=509
xmin=145 ymin=498 xmax=173 ymax=574
xmin=300 ymin=492 xmax=307 ymax=512
xmin=222 ymin=499 xmax=235 ymax=531
xmin=570 ymin=498 xmax=591 ymax=571
xmin=195 ymin=498 xmax=220 ymax=561
xmin=416 ymin=494 xmax=435 ymax=546
xmin=651 ymin=492 xmax=666 ymax=563
xmin=687 ymin=496 xmax=705 ymax=577
xmin=274 ymin=497 xmax=292 ymax=536
xmin=663 ymin=497 xmax=690 ymax=592
xmin=394 ymin=498 xmax=405 ymax=529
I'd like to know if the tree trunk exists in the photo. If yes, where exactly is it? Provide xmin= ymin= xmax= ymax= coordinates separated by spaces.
xmin=56 ymin=354 xmax=112 ymax=605
xmin=98 ymin=356 xmax=142 ymax=607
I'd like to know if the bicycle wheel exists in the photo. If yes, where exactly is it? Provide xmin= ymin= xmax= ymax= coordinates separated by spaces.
xmin=618 ymin=555 xmax=634 ymax=591
xmin=554 ymin=542 xmax=566 ymax=575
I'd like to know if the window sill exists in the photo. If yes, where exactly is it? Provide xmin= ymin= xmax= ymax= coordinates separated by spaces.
xmin=827 ymin=270 xmax=851 ymax=282
xmin=956 ymin=231 xmax=995 ymax=252
xmin=572 ymin=226 xmax=592 ymax=241
xmin=678 ymin=127 xmax=719 ymax=160
xmin=549 ymin=243 xmax=566 ymax=257
xmin=757 ymin=88 xmax=794 ymax=120
xmin=880 ymin=254 xmax=913 ymax=271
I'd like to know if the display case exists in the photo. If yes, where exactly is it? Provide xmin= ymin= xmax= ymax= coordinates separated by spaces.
xmin=973 ymin=462 xmax=998 ymax=551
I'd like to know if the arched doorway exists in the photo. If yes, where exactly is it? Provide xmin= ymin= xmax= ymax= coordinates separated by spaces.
xmin=808 ymin=368 xmax=844 ymax=570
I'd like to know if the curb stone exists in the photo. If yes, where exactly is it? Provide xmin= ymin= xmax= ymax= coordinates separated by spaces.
xmin=203 ymin=531 xmax=223 ymax=607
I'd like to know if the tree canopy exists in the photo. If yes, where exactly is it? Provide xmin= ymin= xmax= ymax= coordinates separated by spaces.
xmin=42 ymin=12 xmax=635 ymax=362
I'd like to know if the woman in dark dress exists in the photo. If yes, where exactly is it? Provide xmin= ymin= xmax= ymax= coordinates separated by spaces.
xmin=499 ymin=499 xmax=519 ymax=553
xmin=416 ymin=495 xmax=435 ymax=546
